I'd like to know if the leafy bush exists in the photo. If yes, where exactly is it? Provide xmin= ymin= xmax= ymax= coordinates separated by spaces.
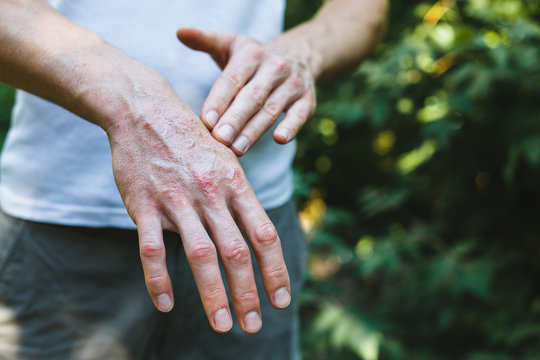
xmin=289 ymin=0 xmax=540 ymax=359
xmin=0 ymin=84 xmax=14 ymax=144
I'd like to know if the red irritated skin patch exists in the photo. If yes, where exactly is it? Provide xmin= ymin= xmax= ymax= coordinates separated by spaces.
xmin=111 ymin=92 xmax=290 ymax=334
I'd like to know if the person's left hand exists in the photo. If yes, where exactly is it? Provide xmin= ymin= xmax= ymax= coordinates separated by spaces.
xmin=177 ymin=27 xmax=317 ymax=156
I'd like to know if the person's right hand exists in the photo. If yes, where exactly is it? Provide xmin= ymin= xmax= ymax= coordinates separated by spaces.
xmin=103 ymin=70 xmax=291 ymax=334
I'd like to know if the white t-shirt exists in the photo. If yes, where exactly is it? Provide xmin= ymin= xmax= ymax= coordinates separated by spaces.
xmin=0 ymin=0 xmax=294 ymax=228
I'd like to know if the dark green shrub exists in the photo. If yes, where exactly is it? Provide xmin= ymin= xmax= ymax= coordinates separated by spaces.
xmin=288 ymin=1 xmax=540 ymax=359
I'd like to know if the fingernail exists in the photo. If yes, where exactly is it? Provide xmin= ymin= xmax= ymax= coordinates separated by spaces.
xmin=206 ymin=110 xmax=219 ymax=128
xmin=273 ymin=288 xmax=291 ymax=309
xmin=243 ymin=311 xmax=262 ymax=333
xmin=277 ymin=128 xmax=291 ymax=142
xmin=232 ymin=135 xmax=249 ymax=154
xmin=214 ymin=308 xmax=232 ymax=332
xmin=156 ymin=294 xmax=173 ymax=312
xmin=216 ymin=124 xmax=235 ymax=143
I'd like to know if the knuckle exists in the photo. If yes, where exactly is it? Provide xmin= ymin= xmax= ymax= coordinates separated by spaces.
xmin=202 ymin=287 xmax=227 ymax=305
xmin=222 ymin=240 xmax=251 ymax=264
xmin=160 ymin=187 xmax=190 ymax=207
xmin=224 ymin=73 xmax=243 ymax=91
xmin=140 ymin=241 xmax=164 ymax=259
xmin=236 ymin=289 xmax=259 ymax=303
xmin=222 ymin=111 xmax=244 ymax=128
xmin=227 ymin=167 xmax=248 ymax=190
xmin=271 ymin=55 xmax=290 ymax=75
xmin=192 ymin=171 xmax=220 ymax=200
xmin=245 ymin=42 xmax=265 ymax=60
xmin=267 ymin=264 xmax=289 ymax=282
xmin=246 ymin=86 xmax=266 ymax=108
xmin=254 ymin=222 xmax=278 ymax=247
xmin=189 ymin=242 xmax=217 ymax=263
xmin=161 ymin=187 xmax=178 ymax=202
xmin=289 ymin=73 xmax=303 ymax=88
xmin=133 ymin=204 xmax=160 ymax=219
xmin=262 ymin=102 xmax=281 ymax=118
xmin=145 ymin=274 xmax=168 ymax=290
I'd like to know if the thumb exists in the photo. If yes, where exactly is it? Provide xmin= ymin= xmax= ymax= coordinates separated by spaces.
xmin=176 ymin=27 xmax=234 ymax=69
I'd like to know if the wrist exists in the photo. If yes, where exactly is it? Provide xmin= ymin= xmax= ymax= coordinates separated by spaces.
xmin=268 ymin=22 xmax=324 ymax=80
xmin=72 ymin=44 xmax=179 ymax=137
xmin=95 ymin=72 xmax=206 ymax=148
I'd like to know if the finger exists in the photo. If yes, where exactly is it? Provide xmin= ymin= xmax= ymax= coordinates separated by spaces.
xmin=201 ymin=42 xmax=265 ymax=131
xmin=169 ymin=209 xmax=233 ymax=333
xmin=273 ymin=92 xmax=316 ymax=145
xmin=230 ymin=76 xmax=305 ymax=155
xmin=231 ymin=194 xmax=291 ymax=311
xmin=137 ymin=215 xmax=174 ymax=313
xmin=176 ymin=27 xmax=233 ymax=69
xmin=204 ymin=208 xmax=262 ymax=334
xmin=214 ymin=58 xmax=291 ymax=147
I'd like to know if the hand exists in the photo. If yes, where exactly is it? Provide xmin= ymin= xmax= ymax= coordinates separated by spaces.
xmin=177 ymin=27 xmax=317 ymax=156
xmin=105 ymin=74 xmax=291 ymax=334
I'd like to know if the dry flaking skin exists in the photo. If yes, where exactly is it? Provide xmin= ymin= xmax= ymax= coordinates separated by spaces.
xmin=106 ymin=76 xmax=289 ymax=334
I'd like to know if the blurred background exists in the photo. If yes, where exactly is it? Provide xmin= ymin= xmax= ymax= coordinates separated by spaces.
xmin=1 ymin=0 xmax=539 ymax=359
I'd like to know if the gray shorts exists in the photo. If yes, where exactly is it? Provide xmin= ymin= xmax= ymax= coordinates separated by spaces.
xmin=0 ymin=201 xmax=306 ymax=360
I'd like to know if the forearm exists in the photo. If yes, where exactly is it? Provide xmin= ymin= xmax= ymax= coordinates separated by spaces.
xmin=0 ymin=0 xmax=175 ymax=133
xmin=273 ymin=0 xmax=388 ymax=81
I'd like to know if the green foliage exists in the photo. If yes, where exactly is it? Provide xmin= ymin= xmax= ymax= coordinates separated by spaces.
xmin=0 ymin=1 xmax=539 ymax=358
xmin=287 ymin=0 xmax=540 ymax=359
xmin=0 ymin=84 xmax=14 ymax=146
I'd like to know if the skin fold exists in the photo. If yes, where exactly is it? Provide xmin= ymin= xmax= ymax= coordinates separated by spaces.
xmin=0 ymin=0 xmax=387 ymax=334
